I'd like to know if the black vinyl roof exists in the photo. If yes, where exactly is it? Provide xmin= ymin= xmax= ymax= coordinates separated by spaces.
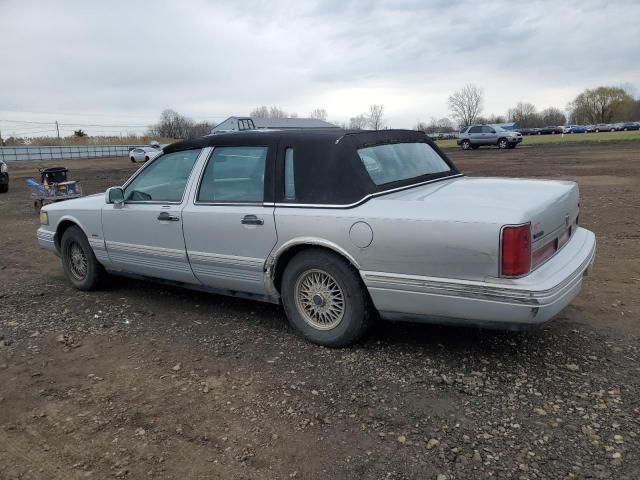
xmin=164 ymin=129 xmax=433 ymax=153
xmin=164 ymin=129 xmax=459 ymax=206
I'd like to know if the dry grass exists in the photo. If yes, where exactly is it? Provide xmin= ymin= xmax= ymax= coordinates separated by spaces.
xmin=3 ymin=135 xmax=177 ymax=147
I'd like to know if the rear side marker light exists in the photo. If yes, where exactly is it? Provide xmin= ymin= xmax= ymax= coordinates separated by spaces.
xmin=501 ymin=224 xmax=531 ymax=277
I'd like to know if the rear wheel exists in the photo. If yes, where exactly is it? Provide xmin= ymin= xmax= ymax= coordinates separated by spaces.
xmin=460 ymin=140 xmax=471 ymax=150
xmin=498 ymin=138 xmax=509 ymax=149
xmin=130 ymin=156 xmax=136 ymax=162
xmin=281 ymin=249 xmax=372 ymax=347
xmin=61 ymin=226 xmax=105 ymax=291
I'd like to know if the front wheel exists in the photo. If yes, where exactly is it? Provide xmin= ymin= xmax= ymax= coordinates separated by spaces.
xmin=130 ymin=157 xmax=136 ymax=163
xmin=61 ymin=226 xmax=106 ymax=291
xmin=460 ymin=140 xmax=471 ymax=150
xmin=281 ymin=250 xmax=372 ymax=347
xmin=498 ymin=138 xmax=509 ymax=149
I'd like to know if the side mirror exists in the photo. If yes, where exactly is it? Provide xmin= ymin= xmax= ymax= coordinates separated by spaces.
xmin=106 ymin=186 xmax=124 ymax=205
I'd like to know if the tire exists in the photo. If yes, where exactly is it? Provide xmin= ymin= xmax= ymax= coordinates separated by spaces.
xmin=281 ymin=249 xmax=372 ymax=347
xmin=130 ymin=157 xmax=136 ymax=163
xmin=595 ymin=129 xmax=600 ymax=133
xmin=0 ymin=184 xmax=7 ymax=194
xmin=460 ymin=140 xmax=471 ymax=150
xmin=61 ymin=226 xmax=105 ymax=291
xmin=498 ymin=138 xmax=509 ymax=149
xmin=145 ymin=156 xmax=149 ymax=162
xmin=623 ymin=128 xmax=628 ymax=131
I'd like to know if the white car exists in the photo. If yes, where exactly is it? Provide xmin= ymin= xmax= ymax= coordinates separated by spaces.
xmin=129 ymin=146 xmax=162 ymax=163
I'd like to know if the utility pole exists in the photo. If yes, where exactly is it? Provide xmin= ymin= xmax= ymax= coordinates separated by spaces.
xmin=55 ymin=121 xmax=60 ymax=140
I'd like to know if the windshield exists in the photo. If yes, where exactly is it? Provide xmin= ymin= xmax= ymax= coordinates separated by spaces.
xmin=357 ymin=142 xmax=452 ymax=186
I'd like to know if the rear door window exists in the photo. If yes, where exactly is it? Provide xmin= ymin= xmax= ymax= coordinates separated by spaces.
xmin=197 ymin=146 xmax=267 ymax=203
xmin=469 ymin=126 xmax=482 ymax=134
xmin=284 ymin=148 xmax=295 ymax=200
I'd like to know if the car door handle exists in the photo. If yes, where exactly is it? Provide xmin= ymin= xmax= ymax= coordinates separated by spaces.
xmin=157 ymin=212 xmax=180 ymax=221
xmin=241 ymin=214 xmax=264 ymax=226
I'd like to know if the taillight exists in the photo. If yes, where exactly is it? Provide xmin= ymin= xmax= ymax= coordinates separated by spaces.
xmin=501 ymin=224 xmax=531 ymax=277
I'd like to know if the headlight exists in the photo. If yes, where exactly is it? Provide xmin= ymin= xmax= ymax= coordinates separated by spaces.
xmin=40 ymin=211 xmax=49 ymax=225
xmin=0 ymin=163 xmax=7 ymax=173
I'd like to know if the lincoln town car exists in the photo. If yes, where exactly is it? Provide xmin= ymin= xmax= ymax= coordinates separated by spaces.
xmin=37 ymin=129 xmax=596 ymax=347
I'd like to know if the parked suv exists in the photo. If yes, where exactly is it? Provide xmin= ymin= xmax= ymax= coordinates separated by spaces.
xmin=457 ymin=125 xmax=523 ymax=150
xmin=0 ymin=160 xmax=9 ymax=193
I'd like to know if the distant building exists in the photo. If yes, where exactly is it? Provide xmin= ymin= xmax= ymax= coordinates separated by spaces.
xmin=211 ymin=116 xmax=338 ymax=133
xmin=489 ymin=122 xmax=520 ymax=131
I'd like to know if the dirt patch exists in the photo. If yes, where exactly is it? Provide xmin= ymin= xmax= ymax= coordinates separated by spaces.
xmin=1 ymin=142 xmax=639 ymax=479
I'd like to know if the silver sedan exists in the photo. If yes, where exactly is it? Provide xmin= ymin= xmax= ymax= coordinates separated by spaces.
xmin=37 ymin=129 xmax=596 ymax=347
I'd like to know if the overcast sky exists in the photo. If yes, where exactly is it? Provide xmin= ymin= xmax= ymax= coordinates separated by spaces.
xmin=1 ymin=0 xmax=639 ymax=136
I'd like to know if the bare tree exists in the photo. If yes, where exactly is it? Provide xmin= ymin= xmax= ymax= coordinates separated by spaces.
xmin=367 ymin=104 xmax=385 ymax=130
xmin=148 ymin=109 xmax=194 ymax=139
xmin=188 ymin=121 xmax=214 ymax=138
xmin=436 ymin=117 xmax=455 ymax=132
xmin=250 ymin=106 xmax=270 ymax=118
xmin=507 ymin=102 xmax=539 ymax=128
xmin=568 ymin=86 xmax=633 ymax=124
xmin=349 ymin=114 xmax=368 ymax=129
xmin=148 ymin=109 xmax=214 ymax=140
xmin=309 ymin=108 xmax=328 ymax=120
xmin=485 ymin=114 xmax=506 ymax=124
xmin=540 ymin=107 xmax=566 ymax=126
xmin=250 ymin=105 xmax=297 ymax=119
xmin=414 ymin=120 xmax=430 ymax=133
xmin=447 ymin=84 xmax=483 ymax=127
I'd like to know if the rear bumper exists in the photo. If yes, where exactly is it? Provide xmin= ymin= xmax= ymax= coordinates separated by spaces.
xmin=362 ymin=227 xmax=596 ymax=327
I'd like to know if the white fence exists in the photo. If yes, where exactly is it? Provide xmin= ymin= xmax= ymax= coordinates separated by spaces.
xmin=0 ymin=145 xmax=144 ymax=162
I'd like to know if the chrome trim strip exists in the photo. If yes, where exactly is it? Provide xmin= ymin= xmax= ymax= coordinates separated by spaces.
xmin=273 ymin=174 xmax=464 ymax=209
xmin=188 ymin=251 xmax=263 ymax=269
xmin=363 ymin=242 xmax=595 ymax=306
xmin=105 ymin=241 xmax=186 ymax=260
xmin=36 ymin=229 xmax=55 ymax=241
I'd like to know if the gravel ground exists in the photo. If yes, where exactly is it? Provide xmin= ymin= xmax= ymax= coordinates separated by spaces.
xmin=1 ymin=142 xmax=639 ymax=479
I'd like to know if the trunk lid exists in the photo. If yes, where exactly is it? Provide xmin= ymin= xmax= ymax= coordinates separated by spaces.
xmin=375 ymin=176 xmax=579 ymax=237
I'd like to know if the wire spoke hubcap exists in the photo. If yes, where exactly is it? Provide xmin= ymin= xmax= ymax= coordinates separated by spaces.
xmin=68 ymin=242 xmax=88 ymax=280
xmin=295 ymin=269 xmax=345 ymax=330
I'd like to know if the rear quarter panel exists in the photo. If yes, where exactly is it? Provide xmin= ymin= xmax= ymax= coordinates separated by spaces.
xmin=273 ymin=201 xmax=503 ymax=282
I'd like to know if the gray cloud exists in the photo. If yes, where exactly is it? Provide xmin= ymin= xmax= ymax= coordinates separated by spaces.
xmin=0 ymin=0 xmax=638 ymax=135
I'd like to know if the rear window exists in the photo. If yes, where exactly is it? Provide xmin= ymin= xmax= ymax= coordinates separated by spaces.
xmin=357 ymin=142 xmax=451 ymax=186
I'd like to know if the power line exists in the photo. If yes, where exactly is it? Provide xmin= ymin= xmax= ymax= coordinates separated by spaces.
xmin=0 ymin=118 xmax=54 ymax=125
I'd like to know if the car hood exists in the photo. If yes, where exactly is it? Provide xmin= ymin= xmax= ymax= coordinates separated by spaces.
xmin=43 ymin=193 xmax=105 ymax=212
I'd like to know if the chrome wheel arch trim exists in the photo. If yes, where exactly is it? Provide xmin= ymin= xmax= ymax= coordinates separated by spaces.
xmin=264 ymin=237 xmax=362 ymax=299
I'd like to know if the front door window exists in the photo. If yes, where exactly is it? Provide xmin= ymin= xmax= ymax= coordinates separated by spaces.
xmin=124 ymin=149 xmax=201 ymax=202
